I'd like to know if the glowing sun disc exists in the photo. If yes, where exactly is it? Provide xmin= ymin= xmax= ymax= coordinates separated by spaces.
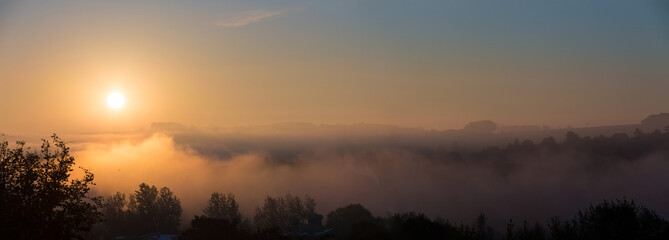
xmin=107 ymin=92 xmax=125 ymax=109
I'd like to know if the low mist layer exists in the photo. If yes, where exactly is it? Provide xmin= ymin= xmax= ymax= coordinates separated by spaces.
xmin=70 ymin=125 xmax=669 ymax=229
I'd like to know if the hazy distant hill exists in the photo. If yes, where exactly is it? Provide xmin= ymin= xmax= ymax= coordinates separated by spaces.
xmin=641 ymin=112 xmax=669 ymax=131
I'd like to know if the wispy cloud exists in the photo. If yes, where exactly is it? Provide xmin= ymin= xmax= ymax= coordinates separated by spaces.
xmin=215 ymin=10 xmax=284 ymax=28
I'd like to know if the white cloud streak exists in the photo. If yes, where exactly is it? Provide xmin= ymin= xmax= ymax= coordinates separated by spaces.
xmin=215 ymin=10 xmax=284 ymax=28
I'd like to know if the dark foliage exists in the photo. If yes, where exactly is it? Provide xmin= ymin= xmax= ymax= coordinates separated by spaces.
xmin=100 ymin=183 xmax=182 ymax=237
xmin=385 ymin=212 xmax=487 ymax=240
xmin=203 ymin=192 xmax=242 ymax=224
xmin=350 ymin=220 xmax=390 ymax=240
xmin=0 ymin=134 xmax=103 ymax=239
xmin=326 ymin=204 xmax=384 ymax=240
xmin=255 ymin=227 xmax=290 ymax=240
xmin=432 ymin=130 xmax=669 ymax=178
xmin=549 ymin=199 xmax=669 ymax=240
xmin=504 ymin=220 xmax=545 ymax=240
xmin=180 ymin=216 xmax=251 ymax=240
xmin=254 ymin=194 xmax=316 ymax=233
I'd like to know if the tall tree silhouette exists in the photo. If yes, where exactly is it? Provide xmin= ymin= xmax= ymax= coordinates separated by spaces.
xmin=254 ymin=194 xmax=316 ymax=233
xmin=155 ymin=186 xmax=182 ymax=233
xmin=0 ymin=134 xmax=103 ymax=239
xmin=203 ymin=192 xmax=242 ymax=225
xmin=102 ymin=192 xmax=129 ymax=236
xmin=123 ymin=183 xmax=182 ymax=234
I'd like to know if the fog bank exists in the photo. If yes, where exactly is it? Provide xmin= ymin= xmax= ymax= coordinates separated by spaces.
xmin=69 ymin=128 xmax=669 ymax=229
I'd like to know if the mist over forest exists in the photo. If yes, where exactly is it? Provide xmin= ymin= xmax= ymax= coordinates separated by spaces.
xmin=60 ymin=114 xmax=669 ymax=228
xmin=4 ymin=114 xmax=669 ymax=239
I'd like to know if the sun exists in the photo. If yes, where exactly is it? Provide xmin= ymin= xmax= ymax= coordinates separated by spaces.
xmin=107 ymin=92 xmax=125 ymax=109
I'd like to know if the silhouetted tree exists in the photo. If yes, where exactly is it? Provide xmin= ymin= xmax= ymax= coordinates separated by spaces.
xmin=102 ymin=192 xmax=129 ymax=236
xmin=123 ymin=183 xmax=182 ymax=234
xmin=547 ymin=217 xmax=577 ymax=240
xmin=254 ymin=194 xmax=316 ymax=233
xmin=156 ymin=186 xmax=182 ymax=233
xmin=326 ymin=204 xmax=384 ymax=240
xmin=203 ymin=192 xmax=242 ymax=225
xmin=640 ymin=113 xmax=669 ymax=131
xmin=0 ymin=134 xmax=103 ymax=239
xmin=564 ymin=131 xmax=580 ymax=145
xmin=539 ymin=137 xmax=558 ymax=150
xmin=474 ymin=213 xmax=493 ymax=240
xmin=127 ymin=183 xmax=160 ymax=233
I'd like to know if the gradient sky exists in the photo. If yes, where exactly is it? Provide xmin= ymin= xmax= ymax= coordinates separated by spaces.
xmin=1 ymin=0 xmax=668 ymax=134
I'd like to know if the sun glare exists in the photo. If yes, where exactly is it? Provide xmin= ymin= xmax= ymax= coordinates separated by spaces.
xmin=107 ymin=92 xmax=125 ymax=109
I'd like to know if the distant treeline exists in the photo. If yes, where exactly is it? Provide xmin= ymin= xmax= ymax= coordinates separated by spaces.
xmin=90 ymin=184 xmax=669 ymax=240
xmin=405 ymin=128 xmax=669 ymax=176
